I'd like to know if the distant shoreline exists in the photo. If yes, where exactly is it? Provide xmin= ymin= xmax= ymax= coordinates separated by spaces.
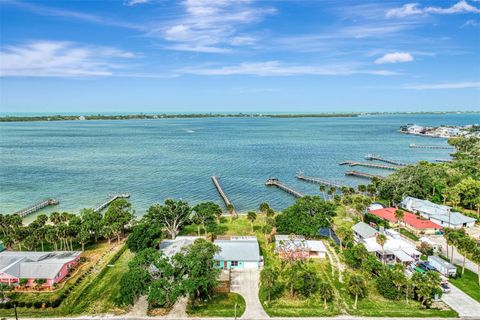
xmin=0 ymin=111 xmax=478 ymax=123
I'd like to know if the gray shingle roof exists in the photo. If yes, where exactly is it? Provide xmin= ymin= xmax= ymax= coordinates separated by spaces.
xmin=0 ymin=251 xmax=81 ymax=279
xmin=214 ymin=237 xmax=260 ymax=262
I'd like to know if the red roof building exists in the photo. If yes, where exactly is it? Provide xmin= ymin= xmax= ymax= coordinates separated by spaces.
xmin=369 ymin=207 xmax=442 ymax=235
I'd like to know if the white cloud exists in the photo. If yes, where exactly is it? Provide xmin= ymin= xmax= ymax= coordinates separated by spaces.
xmin=125 ymin=0 xmax=149 ymax=6
xmin=462 ymin=19 xmax=480 ymax=26
xmin=0 ymin=41 xmax=135 ymax=77
xmin=404 ymin=82 xmax=480 ymax=89
xmin=178 ymin=61 xmax=397 ymax=76
xmin=375 ymin=52 xmax=414 ymax=64
xmin=386 ymin=1 xmax=480 ymax=18
xmin=154 ymin=0 xmax=276 ymax=53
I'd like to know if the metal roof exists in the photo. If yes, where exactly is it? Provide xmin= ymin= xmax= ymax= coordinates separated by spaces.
xmin=214 ymin=237 xmax=260 ymax=262
xmin=0 ymin=251 xmax=81 ymax=280
xmin=352 ymin=222 xmax=377 ymax=239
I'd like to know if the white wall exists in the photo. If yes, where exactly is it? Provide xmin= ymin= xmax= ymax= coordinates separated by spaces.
xmin=243 ymin=261 xmax=260 ymax=269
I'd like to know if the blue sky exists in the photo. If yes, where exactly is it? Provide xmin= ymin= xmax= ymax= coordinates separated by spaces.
xmin=0 ymin=0 xmax=479 ymax=113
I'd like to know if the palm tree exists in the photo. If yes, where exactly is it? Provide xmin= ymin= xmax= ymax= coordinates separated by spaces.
xmin=319 ymin=185 xmax=326 ymax=200
xmin=376 ymin=234 xmax=388 ymax=264
xmin=318 ymin=281 xmax=334 ymax=309
xmin=348 ymin=273 xmax=367 ymax=309
xmin=394 ymin=209 xmax=404 ymax=232
xmin=358 ymin=184 xmax=367 ymax=194
xmin=247 ymin=211 xmax=257 ymax=232
xmin=226 ymin=204 xmax=236 ymax=219
xmin=336 ymin=225 xmax=353 ymax=251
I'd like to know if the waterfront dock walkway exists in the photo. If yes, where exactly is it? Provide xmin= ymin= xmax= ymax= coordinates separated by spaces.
xmin=14 ymin=199 xmax=59 ymax=218
xmin=211 ymin=176 xmax=237 ymax=215
xmin=93 ymin=193 xmax=130 ymax=213
xmin=339 ymin=161 xmax=399 ymax=171
xmin=265 ymin=178 xmax=304 ymax=198
xmin=365 ymin=154 xmax=408 ymax=166
xmin=409 ymin=144 xmax=454 ymax=150
xmin=296 ymin=173 xmax=344 ymax=189
xmin=345 ymin=170 xmax=384 ymax=180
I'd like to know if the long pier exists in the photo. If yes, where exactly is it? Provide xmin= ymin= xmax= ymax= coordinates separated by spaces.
xmin=14 ymin=199 xmax=59 ymax=218
xmin=266 ymin=178 xmax=304 ymax=198
xmin=211 ymin=176 xmax=236 ymax=215
xmin=295 ymin=173 xmax=344 ymax=189
xmin=339 ymin=161 xmax=399 ymax=171
xmin=409 ymin=144 xmax=454 ymax=150
xmin=94 ymin=193 xmax=130 ymax=213
xmin=365 ymin=154 xmax=408 ymax=167
xmin=345 ymin=171 xmax=385 ymax=180
xmin=435 ymin=159 xmax=452 ymax=163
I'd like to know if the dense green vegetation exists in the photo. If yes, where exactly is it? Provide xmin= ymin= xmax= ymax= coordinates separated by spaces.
xmin=0 ymin=113 xmax=359 ymax=122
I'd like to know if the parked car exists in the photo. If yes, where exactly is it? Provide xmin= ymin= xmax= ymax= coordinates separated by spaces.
xmin=417 ymin=261 xmax=434 ymax=272
xmin=440 ymin=282 xmax=451 ymax=293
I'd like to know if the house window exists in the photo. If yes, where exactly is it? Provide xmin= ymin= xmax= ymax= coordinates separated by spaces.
xmin=231 ymin=261 xmax=239 ymax=267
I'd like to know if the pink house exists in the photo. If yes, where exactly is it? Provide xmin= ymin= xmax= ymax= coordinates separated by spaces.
xmin=0 ymin=251 xmax=81 ymax=287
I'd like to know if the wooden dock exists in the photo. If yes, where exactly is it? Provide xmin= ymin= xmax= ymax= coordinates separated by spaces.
xmin=409 ymin=144 xmax=454 ymax=150
xmin=345 ymin=171 xmax=384 ymax=180
xmin=14 ymin=199 xmax=59 ymax=218
xmin=365 ymin=154 xmax=408 ymax=166
xmin=295 ymin=173 xmax=344 ymax=189
xmin=435 ymin=159 xmax=452 ymax=163
xmin=265 ymin=178 xmax=304 ymax=198
xmin=211 ymin=176 xmax=236 ymax=215
xmin=339 ymin=161 xmax=399 ymax=170
xmin=93 ymin=193 xmax=130 ymax=213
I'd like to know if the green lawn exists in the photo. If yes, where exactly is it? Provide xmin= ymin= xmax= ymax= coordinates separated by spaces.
xmin=449 ymin=266 xmax=480 ymax=302
xmin=66 ymin=248 xmax=133 ymax=314
xmin=187 ymin=292 xmax=245 ymax=317
xmin=400 ymin=228 xmax=420 ymax=241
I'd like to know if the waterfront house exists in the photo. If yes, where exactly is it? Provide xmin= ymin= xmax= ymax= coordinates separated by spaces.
xmin=401 ymin=196 xmax=476 ymax=229
xmin=362 ymin=236 xmax=421 ymax=264
xmin=274 ymin=235 xmax=327 ymax=259
xmin=369 ymin=207 xmax=443 ymax=235
xmin=0 ymin=251 xmax=81 ymax=287
xmin=159 ymin=236 xmax=205 ymax=257
xmin=352 ymin=222 xmax=378 ymax=243
xmin=214 ymin=236 xmax=261 ymax=270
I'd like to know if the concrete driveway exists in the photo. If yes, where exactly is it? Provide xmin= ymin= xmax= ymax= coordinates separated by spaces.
xmin=230 ymin=269 xmax=269 ymax=319
xmin=441 ymin=283 xmax=480 ymax=318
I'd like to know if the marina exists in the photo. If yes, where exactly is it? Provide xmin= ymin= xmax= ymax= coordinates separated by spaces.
xmin=345 ymin=170 xmax=385 ymax=180
xmin=339 ymin=161 xmax=399 ymax=171
xmin=14 ymin=199 xmax=59 ymax=218
xmin=93 ymin=193 xmax=130 ymax=213
xmin=265 ymin=178 xmax=304 ymax=198
xmin=211 ymin=176 xmax=236 ymax=215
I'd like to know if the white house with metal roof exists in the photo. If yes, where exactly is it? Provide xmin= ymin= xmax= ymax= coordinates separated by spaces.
xmin=0 ymin=251 xmax=81 ymax=287
xmin=401 ymin=196 xmax=476 ymax=229
xmin=214 ymin=236 xmax=262 ymax=270
xmin=352 ymin=222 xmax=378 ymax=242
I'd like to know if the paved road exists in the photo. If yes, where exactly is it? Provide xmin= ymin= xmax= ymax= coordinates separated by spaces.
xmin=428 ymin=235 xmax=478 ymax=274
xmin=441 ymin=283 xmax=480 ymax=318
xmin=230 ymin=269 xmax=269 ymax=319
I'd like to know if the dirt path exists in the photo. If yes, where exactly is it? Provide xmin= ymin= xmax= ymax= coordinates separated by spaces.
xmin=128 ymin=296 xmax=148 ymax=317
xmin=325 ymin=242 xmax=345 ymax=283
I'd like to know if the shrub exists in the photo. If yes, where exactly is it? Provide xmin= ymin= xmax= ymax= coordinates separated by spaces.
xmin=25 ymin=302 xmax=33 ymax=308
xmin=4 ymin=302 xmax=12 ymax=309
xmin=33 ymin=301 xmax=43 ymax=309
xmin=17 ymin=301 xmax=25 ymax=308
xmin=0 ymin=303 xmax=5 ymax=309
xmin=51 ymin=299 xmax=61 ymax=308
xmin=44 ymin=301 xmax=51 ymax=308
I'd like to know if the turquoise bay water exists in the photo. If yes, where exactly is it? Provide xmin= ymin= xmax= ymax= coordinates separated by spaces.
xmin=0 ymin=113 xmax=478 ymax=219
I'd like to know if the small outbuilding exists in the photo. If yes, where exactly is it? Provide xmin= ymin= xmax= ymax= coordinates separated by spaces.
xmin=428 ymin=256 xmax=457 ymax=277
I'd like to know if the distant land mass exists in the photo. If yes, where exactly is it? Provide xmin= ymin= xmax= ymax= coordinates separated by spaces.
xmin=0 ymin=110 xmax=478 ymax=122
